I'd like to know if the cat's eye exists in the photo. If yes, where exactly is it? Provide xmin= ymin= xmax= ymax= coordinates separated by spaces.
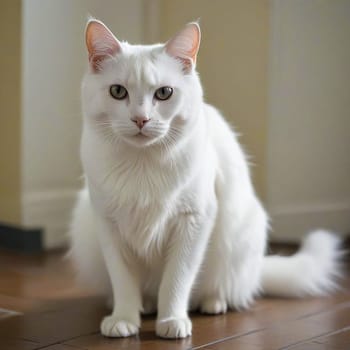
xmin=154 ymin=86 xmax=173 ymax=101
xmin=110 ymin=84 xmax=128 ymax=100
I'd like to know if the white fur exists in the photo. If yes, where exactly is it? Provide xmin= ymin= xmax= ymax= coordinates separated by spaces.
xmin=262 ymin=230 xmax=342 ymax=297
xmin=69 ymin=21 xmax=342 ymax=339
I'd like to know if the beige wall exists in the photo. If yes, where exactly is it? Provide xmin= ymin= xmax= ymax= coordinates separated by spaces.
xmin=0 ymin=0 xmax=21 ymax=224
xmin=267 ymin=0 xmax=350 ymax=240
xmin=2 ymin=1 xmax=347 ymax=246
xmin=158 ymin=0 xmax=269 ymax=200
xmin=159 ymin=0 xmax=350 ymax=240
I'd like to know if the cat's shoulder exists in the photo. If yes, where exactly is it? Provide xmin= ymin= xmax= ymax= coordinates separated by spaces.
xmin=203 ymin=102 xmax=237 ymax=138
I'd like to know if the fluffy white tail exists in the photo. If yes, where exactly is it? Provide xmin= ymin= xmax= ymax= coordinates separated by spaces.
xmin=262 ymin=230 xmax=343 ymax=297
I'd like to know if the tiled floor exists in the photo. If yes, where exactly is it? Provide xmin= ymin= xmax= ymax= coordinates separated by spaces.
xmin=0 ymin=248 xmax=349 ymax=350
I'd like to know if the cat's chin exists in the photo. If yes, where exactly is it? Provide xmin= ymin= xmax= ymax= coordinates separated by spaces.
xmin=122 ymin=133 xmax=161 ymax=148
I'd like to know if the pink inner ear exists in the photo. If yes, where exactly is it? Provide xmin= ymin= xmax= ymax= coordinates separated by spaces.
xmin=86 ymin=20 xmax=121 ymax=72
xmin=165 ymin=23 xmax=201 ymax=71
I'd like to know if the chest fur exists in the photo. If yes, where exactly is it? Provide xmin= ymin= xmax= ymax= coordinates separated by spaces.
xmin=115 ymin=201 xmax=175 ymax=259
xmin=82 ymin=131 xmax=204 ymax=258
xmin=88 ymin=152 xmax=190 ymax=258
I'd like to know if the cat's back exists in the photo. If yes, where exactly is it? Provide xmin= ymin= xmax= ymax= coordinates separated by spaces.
xmin=203 ymin=103 xmax=251 ymax=186
xmin=203 ymin=103 xmax=244 ymax=158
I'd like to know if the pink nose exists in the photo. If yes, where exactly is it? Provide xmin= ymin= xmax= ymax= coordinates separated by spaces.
xmin=132 ymin=116 xmax=150 ymax=129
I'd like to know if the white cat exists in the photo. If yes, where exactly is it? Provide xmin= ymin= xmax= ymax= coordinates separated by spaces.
xmin=69 ymin=19 xmax=341 ymax=339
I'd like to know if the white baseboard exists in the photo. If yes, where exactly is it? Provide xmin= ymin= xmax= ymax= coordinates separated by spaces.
xmin=22 ymin=189 xmax=78 ymax=250
xmin=268 ymin=202 xmax=350 ymax=243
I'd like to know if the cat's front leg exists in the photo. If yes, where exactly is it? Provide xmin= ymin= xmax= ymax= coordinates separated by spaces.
xmin=97 ymin=216 xmax=142 ymax=337
xmin=156 ymin=211 xmax=215 ymax=339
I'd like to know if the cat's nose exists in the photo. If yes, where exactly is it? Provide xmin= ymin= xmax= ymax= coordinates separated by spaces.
xmin=132 ymin=116 xmax=150 ymax=129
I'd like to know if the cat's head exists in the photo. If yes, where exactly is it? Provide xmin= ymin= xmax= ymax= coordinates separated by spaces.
xmin=82 ymin=19 xmax=203 ymax=148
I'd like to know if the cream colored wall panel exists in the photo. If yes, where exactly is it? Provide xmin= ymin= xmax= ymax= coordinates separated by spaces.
xmin=268 ymin=0 xmax=350 ymax=240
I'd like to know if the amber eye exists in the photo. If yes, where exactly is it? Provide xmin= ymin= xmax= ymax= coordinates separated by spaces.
xmin=110 ymin=84 xmax=128 ymax=100
xmin=154 ymin=86 xmax=173 ymax=101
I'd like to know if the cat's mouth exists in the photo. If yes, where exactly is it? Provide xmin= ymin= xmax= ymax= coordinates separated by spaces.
xmin=135 ymin=131 xmax=149 ymax=138
xmin=123 ymin=131 xmax=157 ymax=147
xmin=123 ymin=129 xmax=162 ymax=148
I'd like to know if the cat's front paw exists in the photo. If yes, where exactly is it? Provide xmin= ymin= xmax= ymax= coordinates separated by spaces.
xmin=156 ymin=316 xmax=192 ymax=338
xmin=101 ymin=315 xmax=139 ymax=337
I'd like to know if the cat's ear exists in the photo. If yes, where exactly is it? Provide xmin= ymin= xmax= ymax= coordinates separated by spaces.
xmin=85 ymin=19 xmax=121 ymax=72
xmin=165 ymin=22 xmax=201 ymax=73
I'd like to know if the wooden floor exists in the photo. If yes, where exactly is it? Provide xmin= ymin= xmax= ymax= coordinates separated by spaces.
xmin=0 ymin=247 xmax=349 ymax=350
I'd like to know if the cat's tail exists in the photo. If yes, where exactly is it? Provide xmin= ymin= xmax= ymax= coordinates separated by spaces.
xmin=261 ymin=230 xmax=344 ymax=297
